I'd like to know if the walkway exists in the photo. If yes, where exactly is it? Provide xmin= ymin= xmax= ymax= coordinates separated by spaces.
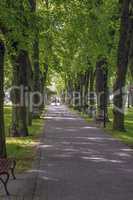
xmin=34 ymin=105 xmax=133 ymax=200
xmin=1 ymin=105 xmax=133 ymax=199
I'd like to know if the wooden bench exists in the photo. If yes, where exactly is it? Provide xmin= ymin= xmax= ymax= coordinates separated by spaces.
xmin=0 ymin=159 xmax=16 ymax=195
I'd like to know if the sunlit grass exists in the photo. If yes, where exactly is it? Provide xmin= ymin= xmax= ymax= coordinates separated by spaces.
xmin=79 ymin=111 xmax=93 ymax=123
xmin=105 ymin=107 xmax=133 ymax=146
xmin=70 ymin=107 xmax=93 ymax=123
xmin=72 ymin=106 xmax=133 ymax=146
xmin=4 ymin=106 xmax=44 ymax=172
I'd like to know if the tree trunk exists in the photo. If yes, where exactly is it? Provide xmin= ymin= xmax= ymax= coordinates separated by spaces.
xmin=0 ymin=39 xmax=6 ymax=158
xmin=11 ymin=54 xmax=20 ymax=133
xmin=80 ymin=74 xmax=85 ymax=111
xmin=113 ymin=0 xmax=131 ymax=131
xmin=89 ymin=68 xmax=95 ymax=117
xmin=39 ymin=63 xmax=48 ymax=109
xmin=129 ymin=1 xmax=133 ymax=79
xmin=73 ymin=74 xmax=81 ymax=110
xmin=33 ymin=35 xmax=41 ymax=108
xmin=67 ymin=78 xmax=73 ymax=106
xmin=43 ymin=62 xmax=49 ymax=103
xmin=25 ymin=53 xmax=33 ymax=126
xmin=11 ymin=50 xmax=30 ymax=136
xmin=95 ymin=57 xmax=108 ymax=120
xmin=17 ymin=50 xmax=29 ymax=136
xmin=29 ymin=0 xmax=41 ymax=114
xmin=84 ymin=71 xmax=90 ymax=113
xmin=129 ymin=35 xmax=133 ymax=79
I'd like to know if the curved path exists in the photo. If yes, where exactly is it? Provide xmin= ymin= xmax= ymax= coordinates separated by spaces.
xmin=33 ymin=105 xmax=133 ymax=200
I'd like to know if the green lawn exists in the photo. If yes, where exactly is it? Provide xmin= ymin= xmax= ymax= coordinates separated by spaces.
xmin=73 ymin=106 xmax=133 ymax=146
xmin=105 ymin=107 xmax=133 ymax=146
xmin=4 ymin=106 xmax=44 ymax=172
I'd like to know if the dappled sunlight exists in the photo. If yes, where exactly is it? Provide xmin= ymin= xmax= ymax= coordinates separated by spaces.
xmin=114 ymin=152 xmax=131 ymax=158
xmin=81 ymin=156 xmax=124 ymax=163
xmin=38 ymin=105 xmax=133 ymax=171
xmin=106 ymin=107 xmax=133 ymax=145
xmin=6 ymin=138 xmax=37 ymax=147
xmin=40 ymin=144 xmax=54 ymax=148
xmin=65 ymin=128 xmax=77 ymax=132
xmin=44 ymin=116 xmax=79 ymax=121
xmin=38 ymin=140 xmax=133 ymax=167
xmin=81 ymin=126 xmax=98 ymax=130
xmin=63 ymin=148 xmax=79 ymax=152
xmin=121 ymin=148 xmax=133 ymax=152
xmin=3 ymin=105 xmax=131 ymax=199
xmin=4 ymin=106 xmax=44 ymax=172
xmin=1 ymin=0 xmax=133 ymax=197
xmin=85 ymin=137 xmax=116 ymax=142
xmin=61 ymin=142 xmax=71 ymax=145
xmin=28 ymin=169 xmax=46 ymax=173
xmin=42 ymin=176 xmax=59 ymax=181
xmin=53 ymin=127 xmax=77 ymax=132
xmin=54 ymin=127 xmax=63 ymax=130
xmin=52 ymin=154 xmax=73 ymax=158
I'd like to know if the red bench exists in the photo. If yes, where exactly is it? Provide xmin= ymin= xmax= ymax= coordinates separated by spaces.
xmin=0 ymin=159 xmax=16 ymax=195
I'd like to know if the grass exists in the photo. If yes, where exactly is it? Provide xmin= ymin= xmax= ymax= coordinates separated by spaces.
xmin=72 ymin=106 xmax=133 ymax=146
xmin=105 ymin=107 xmax=133 ymax=146
xmin=70 ymin=107 xmax=93 ymax=123
xmin=4 ymin=106 xmax=44 ymax=173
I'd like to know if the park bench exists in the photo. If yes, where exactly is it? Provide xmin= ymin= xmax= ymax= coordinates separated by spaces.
xmin=0 ymin=158 xmax=16 ymax=195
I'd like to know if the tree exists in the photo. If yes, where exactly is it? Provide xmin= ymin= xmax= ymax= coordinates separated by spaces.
xmin=29 ymin=0 xmax=41 ymax=115
xmin=128 ymin=0 xmax=133 ymax=79
xmin=113 ymin=0 xmax=131 ymax=131
xmin=0 ymin=39 xmax=6 ymax=157
xmin=95 ymin=57 xmax=109 ymax=120
xmin=0 ymin=0 xmax=35 ymax=136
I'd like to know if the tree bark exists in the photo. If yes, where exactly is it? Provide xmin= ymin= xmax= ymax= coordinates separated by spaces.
xmin=11 ymin=50 xmax=30 ymax=136
xmin=113 ymin=0 xmax=131 ymax=131
xmin=89 ymin=68 xmax=95 ymax=117
xmin=29 ymin=0 xmax=42 ymax=114
xmin=80 ymin=74 xmax=85 ymax=111
xmin=95 ymin=57 xmax=108 ymax=120
xmin=129 ymin=1 xmax=133 ymax=79
xmin=33 ymin=35 xmax=41 ymax=108
xmin=0 ymin=39 xmax=6 ymax=157
xmin=26 ymin=56 xmax=33 ymax=126
xmin=67 ymin=78 xmax=73 ymax=106
xmin=84 ymin=70 xmax=90 ymax=113
xmin=73 ymin=74 xmax=81 ymax=110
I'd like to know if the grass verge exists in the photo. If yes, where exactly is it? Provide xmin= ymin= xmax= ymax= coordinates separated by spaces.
xmin=105 ymin=108 xmax=133 ymax=146
xmin=4 ymin=106 xmax=44 ymax=173
xmin=72 ymin=106 xmax=133 ymax=146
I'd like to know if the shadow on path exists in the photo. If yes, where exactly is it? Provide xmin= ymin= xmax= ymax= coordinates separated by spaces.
xmin=1 ymin=105 xmax=133 ymax=200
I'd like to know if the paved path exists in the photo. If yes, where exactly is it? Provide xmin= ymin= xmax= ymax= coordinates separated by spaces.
xmin=1 ymin=105 xmax=133 ymax=199
xmin=33 ymin=105 xmax=133 ymax=200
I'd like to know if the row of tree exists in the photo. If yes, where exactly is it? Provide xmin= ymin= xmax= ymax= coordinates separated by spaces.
xmin=50 ymin=0 xmax=133 ymax=130
xmin=0 ymin=0 xmax=133 ymax=158
xmin=0 ymin=0 xmax=50 ymax=157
